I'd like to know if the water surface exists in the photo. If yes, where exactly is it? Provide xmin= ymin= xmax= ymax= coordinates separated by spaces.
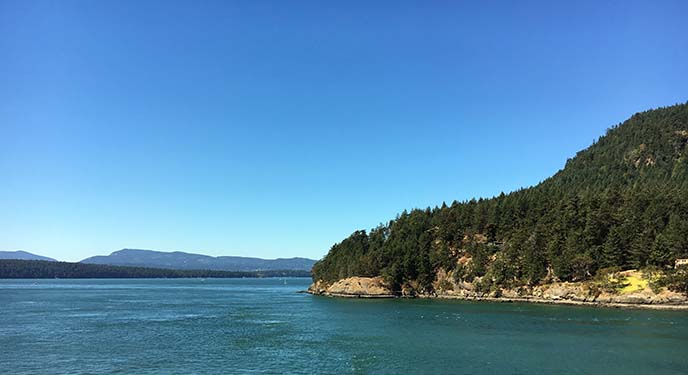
xmin=1 ymin=278 xmax=686 ymax=374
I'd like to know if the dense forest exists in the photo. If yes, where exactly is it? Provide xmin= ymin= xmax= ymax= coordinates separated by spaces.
xmin=0 ymin=260 xmax=310 ymax=279
xmin=312 ymin=103 xmax=688 ymax=294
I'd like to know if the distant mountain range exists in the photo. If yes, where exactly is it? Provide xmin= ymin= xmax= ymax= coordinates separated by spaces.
xmin=0 ymin=251 xmax=56 ymax=262
xmin=80 ymin=249 xmax=316 ymax=272
xmin=0 ymin=249 xmax=316 ymax=272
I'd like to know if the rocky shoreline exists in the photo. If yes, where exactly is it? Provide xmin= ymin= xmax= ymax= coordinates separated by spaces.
xmin=307 ymin=276 xmax=688 ymax=310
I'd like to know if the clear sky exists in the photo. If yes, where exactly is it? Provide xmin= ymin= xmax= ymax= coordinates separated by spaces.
xmin=1 ymin=1 xmax=687 ymax=262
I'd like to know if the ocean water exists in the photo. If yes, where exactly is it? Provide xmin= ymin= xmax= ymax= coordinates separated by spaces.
xmin=1 ymin=278 xmax=686 ymax=374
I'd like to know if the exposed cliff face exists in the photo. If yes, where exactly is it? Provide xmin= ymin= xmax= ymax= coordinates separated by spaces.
xmin=433 ymin=281 xmax=687 ymax=305
xmin=430 ymin=268 xmax=688 ymax=306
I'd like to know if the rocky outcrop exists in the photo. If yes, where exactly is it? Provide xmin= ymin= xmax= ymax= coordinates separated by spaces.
xmin=307 ymin=276 xmax=395 ymax=298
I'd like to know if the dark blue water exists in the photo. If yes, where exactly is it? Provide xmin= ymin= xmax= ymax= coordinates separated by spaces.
xmin=1 ymin=278 xmax=687 ymax=374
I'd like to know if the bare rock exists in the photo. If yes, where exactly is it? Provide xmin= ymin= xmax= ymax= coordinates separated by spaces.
xmin=309 ymin=277 xmax=395 ymax=298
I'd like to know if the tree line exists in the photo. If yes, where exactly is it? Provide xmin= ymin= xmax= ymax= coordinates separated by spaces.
xmin=0 ymin=260 xmax=311 ymax=279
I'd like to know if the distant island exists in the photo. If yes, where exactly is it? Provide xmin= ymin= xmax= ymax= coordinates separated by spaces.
xmin=0 ymin=249 xmax=316 ymax=272
xmin=309 ymin=103 xmax=688 ymax=309
xmin=0 ymin=259 xmax=310 ymax=279
xmin=0 ymin=249 xmax=316 ymax=279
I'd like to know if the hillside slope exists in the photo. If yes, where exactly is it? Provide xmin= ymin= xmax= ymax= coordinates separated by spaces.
xmin=312 ymin=103 xmax=688 ymax=295
xmin=0 ymin=251 xmax=56 ymax=262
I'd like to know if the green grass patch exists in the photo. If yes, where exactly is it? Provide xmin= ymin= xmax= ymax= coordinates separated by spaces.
xmin=619 ymin=273 xmax=648 ymax=294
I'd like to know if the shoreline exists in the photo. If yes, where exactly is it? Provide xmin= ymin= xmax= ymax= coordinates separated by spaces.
xmin=308 ymin=274 xmax=688 ymax=311
xmin=306 ymin=290 xmax=688 ymax=310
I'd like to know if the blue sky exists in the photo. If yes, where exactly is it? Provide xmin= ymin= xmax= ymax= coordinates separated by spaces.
xmin=1 ymin=1 xmax=687 ymax=261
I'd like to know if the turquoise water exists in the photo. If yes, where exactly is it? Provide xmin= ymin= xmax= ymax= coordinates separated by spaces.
xmin=1 ymin=278 xmax=687 ymax=374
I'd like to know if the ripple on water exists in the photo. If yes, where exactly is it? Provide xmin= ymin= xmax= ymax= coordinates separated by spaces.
xmin=1 ymin=278 xmax=687 ymax=375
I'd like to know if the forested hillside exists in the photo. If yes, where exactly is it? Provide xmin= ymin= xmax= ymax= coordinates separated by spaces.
xmin=312 ymin=103 xmax=688 ymax=293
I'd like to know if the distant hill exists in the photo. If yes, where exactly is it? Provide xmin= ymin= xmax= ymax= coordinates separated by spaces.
xmin=0 ymin=251 xmax=56 ymax=262
xmin=0 ymin=259 xmax=310 ymax=279
xmin=81 ymin=249 xmax=316 ymax=272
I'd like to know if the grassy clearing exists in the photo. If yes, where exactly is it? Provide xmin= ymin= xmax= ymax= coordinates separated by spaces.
xmin=620 ymin=271 xmax=648 ymax=294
